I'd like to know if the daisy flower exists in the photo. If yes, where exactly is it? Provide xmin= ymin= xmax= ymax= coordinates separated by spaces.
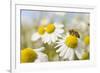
xmin=56 ymin=29 xmax=84 ymax=60
xmin=31 ymin=23 xmax=64 ymax=44
xmin=21 ymin=47 xmax=48 ymax=63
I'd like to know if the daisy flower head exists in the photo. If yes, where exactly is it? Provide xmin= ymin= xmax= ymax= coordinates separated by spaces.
xmin=21 ymin=47 xmax=48 ymax=63
xmin=31 ymin=22 xmax=64 ymax=44
xmin=56 ymin=29 xmax=84 ymax=60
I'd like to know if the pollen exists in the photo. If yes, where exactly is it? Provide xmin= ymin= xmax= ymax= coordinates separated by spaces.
xmin=38 ymin=25 xmax=45 ymax=35
xmin=21 ymin=48 xmax=37 ymax=63
xmin=84 ymin=36 xmax=90 ymax=46
xmin=45 ymin=24 xmax=55 ymax=33
xmin=65 ymin=35 xmax=78 ymax=48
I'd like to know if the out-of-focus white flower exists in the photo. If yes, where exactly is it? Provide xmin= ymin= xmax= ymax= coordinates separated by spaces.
xmin=31 ymin=23 xmax=64 ymax=44
xmin=71 ymin=15 xmax=89 ymax=33
xmin=78 ymin=22 xmax=89 ymax=32
xmin=55 ymin=30 xmax=84 ymax=60
xmin=21 ymin=47 xmax=48 ymax=63
xmin=72 ymin=14 xmax=89 ymax=24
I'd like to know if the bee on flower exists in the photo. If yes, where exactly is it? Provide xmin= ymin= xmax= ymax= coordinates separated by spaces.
xmin=21 ymin=47 xmax=48 ymax=63
xmin=55 ymin=29 xmax=85 ymax=60
xmin=31 ymin=22 xmax=64 ymax=44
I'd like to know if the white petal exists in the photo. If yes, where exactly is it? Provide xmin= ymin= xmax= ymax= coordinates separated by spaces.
xmin=63 ymin=48 xmax=74 ymax=60
xmin=55 ymin=29 xmax=64 ymax=34
xmin=54 ymin=31 xmax=63 ymax=38
xmin=43 ymin=35 xmax=50 ymax=43
xmin=78 ymin=39 xmax=83 ymax=48
xmin=35 ymin=47 xmax=45 ymax=52
xmin=55 ymin=43 xmax=63 ymax=48
xmin=68 ymin=49 xmax=74 ymax=60
xmin=36 ymin=52 xmax=48 ymax=62
xmin=75 ymin=48 xmax=84 ymax=59
xmin=56 ymin=34 xmax=62 ymax=37
xmin=56 ymin=39 xmax=64 ymax=44
xmin=59 ymin=48 xmax=67 ymax=57
xmin=31 ymin=33 xmax=40 ymax=41
xmin=63 ymin=48 xmax=70 ymax=59
xmin=56 ymin=45 xmax=65 ymax=53
xmin=55 ymin=24 xmax=64 ymax=28
xmin=50 ymin=33 xmax=57 ymax=43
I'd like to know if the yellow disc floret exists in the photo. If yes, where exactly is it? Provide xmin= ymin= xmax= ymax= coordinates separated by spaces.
xmin=38 ymin=25 xmax=45 ymax=35
xmin=45 ymin=24 xmax=55 ymax=33
xmin=81 ymin=52 xmax=89 ymax=60
xmin=65 ymin=35 xmax=78 ymax=48
xmin=21 ymin=48 xmax=37 ymax=63
xmin=84 ymin=36 xmax=90 ymax=46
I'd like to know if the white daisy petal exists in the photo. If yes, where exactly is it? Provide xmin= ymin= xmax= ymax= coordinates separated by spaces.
xmin=75 ymin=48 xmax=84 ymax=59
xmin=55 ymin=43 xmax=63 ymax=48
xmin=31 ymin=33 xmax=40 ymax=41
xmin=55 ymin=40 xmax=64 ymax=48
xmin=78 ymin=39 xmax=83 ymax=48
xmin=74 ymin=39 xmax=84 ymax=59
xmin=59 ymin=47 xmax=67 ymax=57
xmin=43 ymin=34 xmax=50 ymax=44
xmin=68 ymin=49 xmax=74 ymax=60
xmin=55 ymin=23 xmax=64 ymax=28
xmin=56 ymin=34 xmax=62 ymax=37
xmin=34 ymin=47 xmax=45 ymax=52
xmin=36 ymin=52 xmax=48 ymax=62
xmin=63 ymin=48 xmax=70 ymax=59
xmin=51 ymin=36 xmax=56 ymax=43
xmin=56 ymin=39 xmax=64 ymax=44
xmin=56 ymin=45 xmax=65 ymax=53
xmin=55 ymin=29 xmax=64 ymax=34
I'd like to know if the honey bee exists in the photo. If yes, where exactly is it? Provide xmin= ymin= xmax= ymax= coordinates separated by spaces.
xmin=69 ymin=29 xmax=80 ymax=38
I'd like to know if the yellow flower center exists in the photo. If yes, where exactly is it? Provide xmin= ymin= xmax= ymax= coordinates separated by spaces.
xmin=81 ymin=52 xmax=89 ymax=60
xmin=45 ymin=24 xmax=55 ymax=33
xmin=84 ymin=36 xmax=90 ymax=46
xmin=38 ymin=25 xmax=45 ymax=35
xmin=21 ymin=48 xmax=37 ymax=63
xmin=65 ymin=35 xmax=78 ymax=49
